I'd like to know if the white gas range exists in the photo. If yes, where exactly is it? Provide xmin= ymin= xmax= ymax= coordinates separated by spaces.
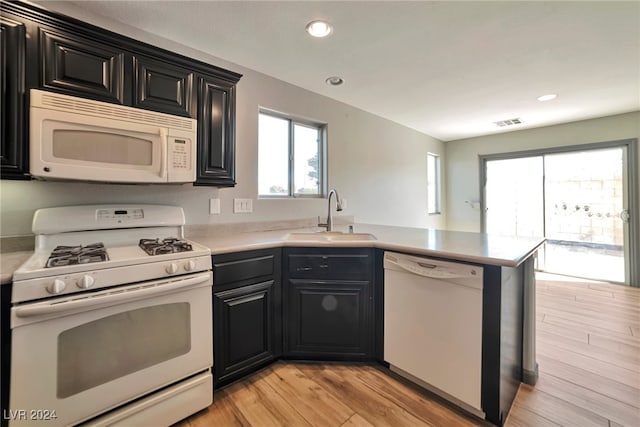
xmin=9 ymin=205 xmax=213 ymax=427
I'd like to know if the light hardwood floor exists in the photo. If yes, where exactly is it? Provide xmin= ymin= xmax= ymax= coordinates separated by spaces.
xmin=175 ymin=277 xmax=640 ymax=427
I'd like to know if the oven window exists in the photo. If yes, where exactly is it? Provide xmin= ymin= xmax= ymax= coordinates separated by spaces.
xmin=52 ymin=129 xmax=153 ymax=166
xmin=57 ymin=303 xmax=191 ymax=398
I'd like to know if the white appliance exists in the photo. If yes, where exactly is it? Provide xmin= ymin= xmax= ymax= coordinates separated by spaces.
xmin=383 ymin=251 xmax=484 ymax=417
xmin=9 ymin=205 xmax=213 ymax=427
xmin=29 ymin=89 xmax=197 ymax=184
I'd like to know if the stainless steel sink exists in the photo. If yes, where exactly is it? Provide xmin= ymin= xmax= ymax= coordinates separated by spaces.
xmin=285 ymin=232 xmax=377 ymax=241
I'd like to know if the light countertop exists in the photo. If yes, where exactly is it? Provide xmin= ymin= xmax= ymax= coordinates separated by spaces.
xmin=1 ymin=224 xmax=544 ymax=285
xmin=188 ymin=223 xmax=545 ymax=267
xmin=1 ymin=251 xmax=33 ymax=285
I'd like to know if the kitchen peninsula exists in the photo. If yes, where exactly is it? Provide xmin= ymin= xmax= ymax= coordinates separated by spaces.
xmin=188 ymin=222 xmax=544 ymax=426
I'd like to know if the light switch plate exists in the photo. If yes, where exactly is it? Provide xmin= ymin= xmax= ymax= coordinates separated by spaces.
xmin=209 ymin=199 xmax=220 ymax=215
xmin=233 ymin=198 xmax=253 ymax=213
xmin=341 ymin=198 xmax=348 ymax=210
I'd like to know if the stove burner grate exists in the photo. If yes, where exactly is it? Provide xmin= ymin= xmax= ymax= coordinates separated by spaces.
xmin=139 ymin=238 xmax=193 ymax=256
xmin=46 ymin=243 xmax=109 ymax=268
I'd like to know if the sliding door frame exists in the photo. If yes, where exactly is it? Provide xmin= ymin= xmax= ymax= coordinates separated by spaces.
xmin=479 ymin=138 xmax=638 ymax=286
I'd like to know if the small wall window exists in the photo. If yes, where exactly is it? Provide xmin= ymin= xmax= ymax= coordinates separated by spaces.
xmin=258 ymin=110 xmax=326 ymax=197
xmin=427 ymin=153 xmax=441 ymax=214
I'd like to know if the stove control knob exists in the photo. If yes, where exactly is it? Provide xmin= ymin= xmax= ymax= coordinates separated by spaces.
xmin=47 ymin=279 xmax=67 ymax=294
xmin=77 ymin=275 xmax=95 ymax=289
xmin=166 ymin=263 xmax=179 ymax=274
xmin=184 ymin=260 xmax=197 ymax=271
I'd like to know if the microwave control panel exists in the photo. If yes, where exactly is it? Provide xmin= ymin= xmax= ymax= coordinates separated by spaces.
xmin=168 ymin=136 xmax=195 ymax=182
xmin=171 ymin=138 xmax=191 ymax=170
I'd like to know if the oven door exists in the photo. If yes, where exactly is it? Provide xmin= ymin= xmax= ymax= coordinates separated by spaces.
xmin=30 ymin=106 xmax=168 ymax=183
xmin=9 ymin=272 xmax=212 ymax=427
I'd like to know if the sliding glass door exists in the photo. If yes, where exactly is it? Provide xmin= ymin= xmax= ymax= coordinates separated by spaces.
xmin=483 ymin=143 xmax=634 ymax=285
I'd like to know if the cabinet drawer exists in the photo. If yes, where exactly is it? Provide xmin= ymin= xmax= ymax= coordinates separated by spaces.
xmin=213 ymin=249 xmax=278 ymax=287
xmin=287 ymin=249 xmax=372 ymax=280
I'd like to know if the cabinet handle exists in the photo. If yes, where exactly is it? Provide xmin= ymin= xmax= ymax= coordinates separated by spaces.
xmin=296 ymin=267 xmax=313 ymax=271
xmin=319 ymin=264 xmax=329 ymax=269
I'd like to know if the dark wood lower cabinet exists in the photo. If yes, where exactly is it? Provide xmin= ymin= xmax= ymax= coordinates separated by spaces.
xmin=212 ymin=249 xmax=281 ymax=388
xmin=213 ymin=280 xmax=279 ymax=387
xmin=285 ymin=279 xmax=372 ymax=359
xmin=283 ymin=248 xmax=376 ymax=360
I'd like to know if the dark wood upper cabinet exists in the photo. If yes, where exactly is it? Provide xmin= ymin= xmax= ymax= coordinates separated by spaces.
xmin=195 ymin=74 xmax=237 ymax=186
xmin=0 ymin=14 xmax=28 ymax=179
xmin=0 ymin=0 xmax=241 ymax=186
xmin=39 ymin=27 xmax=125 ymax=104
xmin=133 ymin=55 xmax=195 ymax=118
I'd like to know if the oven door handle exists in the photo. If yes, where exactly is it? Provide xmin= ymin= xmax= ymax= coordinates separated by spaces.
xmin=14 ymin=273 xmax=211 ymax=319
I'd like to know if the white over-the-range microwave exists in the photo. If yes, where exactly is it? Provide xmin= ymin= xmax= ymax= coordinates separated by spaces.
xmin=29 ymin=89 xmax=197 ymax=184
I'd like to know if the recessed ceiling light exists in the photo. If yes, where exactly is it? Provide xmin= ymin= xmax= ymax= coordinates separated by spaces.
xmin=306 ymin=20 xmax=333 ymax=38
xmin=325 ymin=76 xmax=344 ymax=86
xmin=537 ymin=94 xmax=557 ymax=102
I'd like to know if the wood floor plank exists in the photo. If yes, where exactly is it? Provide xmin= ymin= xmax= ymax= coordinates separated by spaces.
xmin=537 ymin=329 xmax=640 ymax=372
xmin=514 ymin=384 xmax=609 ymax=426
xmin=247 ymin=368 xmax=315 ymax=426
xmin=533 ymin=372 xmax=640 ymax=426
xmin=536 ymin=340 xmax=640 ymax=389
xmin=227 ymin=378 xmax=296 ymax=426
xmin=341 ymin=365 xmax=481 ymax=427
xmin=588 ymin=332 xmax=640 ymax=358
xmin=537 ymin=294 xmax=640 ymax=324
xmin=507 ymin=404 xmax=561 ymax=427
xmin=542 ymin=314 xmax=640 ymax=343
xmin=340 ymin=414 xmax=375 ymax=427
xmin=575 ymin=293 xmax=640 ymax=312
xmin=539 ymin=306 xmax=636 ymax=335
xmin=297 ymin=364 xmax=433 ymax=427
xmin=537 ymin=282 xmax=615 ymax=299
xmin=536 ymin=354 xmax=640 ymax=409
xmin=587 ymin=282 xmax=640 ymax=296
xmin=261 ymin=363 xmax=354 ymax=426
xmin=536 ymin=318 xmax=589 ymax=343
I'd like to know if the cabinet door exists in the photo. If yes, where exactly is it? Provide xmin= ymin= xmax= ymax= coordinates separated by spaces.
xmin=133 ymin=55 xmax=194 ymax=117
xmin=195 ymin=74 xmax=236 ymax=186
xmin=285 ymin=279 xmax=372 ymax=359
xmin=0 ymin=15 xmax=28 ymax=179
xmin=213 ymin=280 xmax=277 ymax=387
xmin=39 ymin=27 xmax=125 ymax=104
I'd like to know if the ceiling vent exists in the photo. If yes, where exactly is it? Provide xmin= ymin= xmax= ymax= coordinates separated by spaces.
xmin=493 ymin=118 xmax=522 ymax=127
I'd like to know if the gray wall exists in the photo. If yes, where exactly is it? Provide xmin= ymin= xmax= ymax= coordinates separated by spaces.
xmin=0 ymin=1 xmax=445 ymax=237
xmin=445 ymin=111 xmax=640 ymax=232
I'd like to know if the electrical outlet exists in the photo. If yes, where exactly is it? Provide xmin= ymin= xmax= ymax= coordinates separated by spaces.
xmin=233 ymin=198 xmax=253 ymax=213
xmin=209 ymin=198 xmax=220 ymax=215
xmin=341 ymin=198 xmax=348 ymax=210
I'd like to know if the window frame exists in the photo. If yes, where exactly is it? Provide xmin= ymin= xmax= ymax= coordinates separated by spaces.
xmin=427 ymin=152 xmax=442 ymax=214
xmin=258 ymin=109 xmax=327 ymax=199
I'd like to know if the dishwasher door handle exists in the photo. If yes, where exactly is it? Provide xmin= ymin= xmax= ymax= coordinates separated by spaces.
xmin=385 ymin=255 xmax=480 ymax=280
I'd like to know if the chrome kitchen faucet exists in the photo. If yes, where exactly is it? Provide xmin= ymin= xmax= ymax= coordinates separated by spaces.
xmin=318 ymin=188 xmax=343 ymax=232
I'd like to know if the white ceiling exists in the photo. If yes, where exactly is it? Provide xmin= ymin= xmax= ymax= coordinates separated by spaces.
xmin=65 ymin=0 xmax=639 ymax=141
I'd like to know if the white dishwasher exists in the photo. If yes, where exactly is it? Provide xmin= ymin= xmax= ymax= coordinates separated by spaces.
xmin=384 ymin=251 xmax=484 ymax=417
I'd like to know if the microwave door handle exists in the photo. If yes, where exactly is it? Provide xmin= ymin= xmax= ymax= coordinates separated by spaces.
xmin=159 ymin=128 xmax=168 ymax=180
